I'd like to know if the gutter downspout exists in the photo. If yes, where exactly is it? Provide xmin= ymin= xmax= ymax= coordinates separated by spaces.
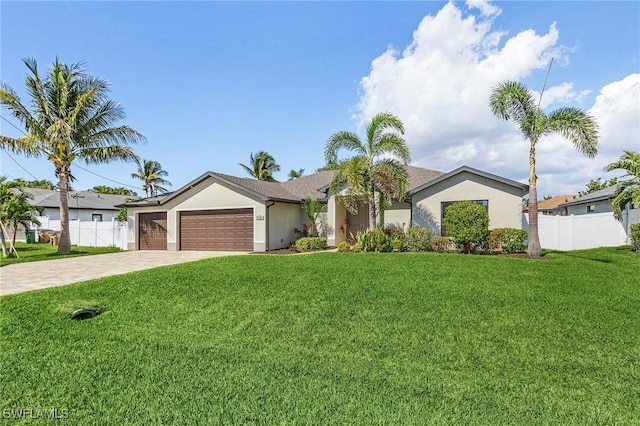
xmin=265 ymin=200 xmax=276 ymax=252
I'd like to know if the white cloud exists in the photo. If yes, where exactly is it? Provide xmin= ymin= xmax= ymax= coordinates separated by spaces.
xmin=355 ymin=1 xmax=640 ymax=196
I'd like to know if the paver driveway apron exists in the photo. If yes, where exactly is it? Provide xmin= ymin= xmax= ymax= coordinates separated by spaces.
xmin=1 ymin=251 xmax=248 ymax=296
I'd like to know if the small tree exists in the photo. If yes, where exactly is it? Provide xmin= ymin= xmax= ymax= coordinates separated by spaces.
xmin=0 ymin=177 xmax=43 ymax=255
xmin=443 ymin=201 xmax=489 ymax=252
xmin=301 ymin=196 xmax=325 ymax=237
xmin=604 ymin=150 xmax=640 ymax=220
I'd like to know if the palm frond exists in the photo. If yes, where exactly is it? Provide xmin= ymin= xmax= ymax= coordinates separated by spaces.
xmin=546 ymin=107 xmax=599 ymax=158
xmin=80 ymin=146 xmax=139 ymax=164
xmin=604 ymin=150 xmax=640 ymax=178
xmin=489 ymin=81 xmax=537 ymax=123
xmin=324 ymin=131 xmax=363 ymax=165
xmin=375 ymin=133 xmax=411 ymax=163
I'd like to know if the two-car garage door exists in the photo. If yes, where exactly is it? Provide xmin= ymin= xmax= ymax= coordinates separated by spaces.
xmin=180 ymin=208 xmax=253 ymax=251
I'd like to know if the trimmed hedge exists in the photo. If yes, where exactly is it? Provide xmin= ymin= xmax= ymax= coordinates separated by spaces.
xmin=432 ymin=236 xmax=455 ymax=253
xmin=630 ymin=224 xmax=640 ymax=251
xmin=295 ymin=237 xmax=327 ymax=251
xmin=488 ymin=228 xmax=528 ymax=253
xmin=403 ymin=227 xmax=432 ymax=252
xmin=443 ymin=201 xmax=489 ymax=252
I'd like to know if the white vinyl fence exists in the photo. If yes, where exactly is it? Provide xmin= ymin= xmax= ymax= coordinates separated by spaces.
xmin=34 ymin=217 xmax=128 ymax=250
xmin=523 ymin=212 xmax=633 ymax=251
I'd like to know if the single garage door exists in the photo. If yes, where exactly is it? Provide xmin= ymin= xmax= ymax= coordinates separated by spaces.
xmin=180 ymin=208 xmax=253 ymax=251
xmin=138 ymin=212 xmax=167 ymax=250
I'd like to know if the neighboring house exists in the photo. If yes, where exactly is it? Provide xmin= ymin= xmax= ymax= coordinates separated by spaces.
xmin=523 ymin=194 xmax=577 ymax=216
xmin=121 ymin=165 xmax=528 ymax=252
xmin=540 ymin=194 xmax=577 ymax=215
xmin=22 ymin=188 xmax=129 ymax=222
xmin=559 ymin=186 xmax=618 ymax=216
xmin=560 ymin=184 xmax=640 ymax=234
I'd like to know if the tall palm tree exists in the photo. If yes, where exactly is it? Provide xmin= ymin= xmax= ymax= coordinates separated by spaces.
xmin=325 ymin=112 xmax=410 ymax=230
xmin=239 ymin=151 xmax=280 ymax=182
xmin=490 ymin=81 xmax=599 ymax=257
xmin=131 ymin=159 xmax=171 ymax=197
xmin=0 ymin=58 xmax=145 ymax=254
xmin=604 ymin=150 xmax=640 ymax=220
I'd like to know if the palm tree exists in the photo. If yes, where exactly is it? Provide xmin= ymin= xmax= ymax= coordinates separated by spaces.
xmin=490 ymin=81 xmax=599 ymax=257
xmin=604 ymin=150 xmax=640 ymax=220
xmin=239 ymin=151 xmax=280 ymax=182
xmin=131 ymin=159 xmax=171 ymax=197
xmin=288 ymin=168 xmax=304 ymax=180
xmin=1 ymin=187 xmax=43 ymax=250
xmin=0 ymin=176 xmax=21 ymax=257
xmin=0 ymin=58 xmax=145 ymax=254
xmin=325 ymin=112 xmax=410 ymax=230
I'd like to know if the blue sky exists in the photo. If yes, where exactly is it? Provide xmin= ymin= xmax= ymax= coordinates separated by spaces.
xmin=1 ymin=1 xmax=638 ymax=197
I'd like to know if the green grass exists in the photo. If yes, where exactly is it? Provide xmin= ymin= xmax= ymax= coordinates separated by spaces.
xmin=1 ymin=247 xmax=638 ymax=424
xmin=0 ymin=243 xmax=121 ymax=267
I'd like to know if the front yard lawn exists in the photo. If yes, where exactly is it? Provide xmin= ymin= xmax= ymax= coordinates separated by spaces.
xmin=0 ymin=243 xmax=121 ymax=267
xmin=1 ymin=247 xmax=638 ymax=423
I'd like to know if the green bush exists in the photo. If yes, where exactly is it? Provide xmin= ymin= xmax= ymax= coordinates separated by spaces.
xmin=403 ymin=226 xmax=432 ymax=252
xmin=488 ymin=228 xmax=528 ymax=253
xmin=630 ymin=224 xmax=640 ymax=251
xmin=443 ymin=201 xmax=489 ymax=252
xmin=355 ymin=229 xmax=392 ymax=252
xmin=295 ymin=237 xmax=327 ymax=252
xmin=337 ymin=241 xmax=352 ymax=252
xmin=431 ymin=236 xmax=455 ymax=253
xmin=384 ymin=227 xmax=405 ymax=252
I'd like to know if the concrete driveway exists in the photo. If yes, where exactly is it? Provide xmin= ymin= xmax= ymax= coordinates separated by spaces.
xmin=1 ymin=251 xmax=247 ymax=296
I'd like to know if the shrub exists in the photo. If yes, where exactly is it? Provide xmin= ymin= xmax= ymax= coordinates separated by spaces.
xmin=403 ymin=226 xmax=432 ymax=252
xmin=351 ymin=243 xmax=362 ymax=253
xmin=488 ymin=228 xmax=528 ymax=253
xmin=384 ymin=227 xmax=405 ymax=252
xmin=337 ymin=241 xmax=352 ymax=252
xmin=431 ymin=236 xmax=456 ymax=253
xmin=355 ymin=229 xmax=392 ymax=252
xmin=295 ymin=237 xmax=327 ymax=252
xmin=443 ymin=201 xmax=489 ymax=252
xmin=631 ymin=224 xmax=640 ymax=251
xmin=431 ymin=236 xmax=455 ymax=253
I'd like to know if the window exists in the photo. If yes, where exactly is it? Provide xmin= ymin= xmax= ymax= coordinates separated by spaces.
xmin=92 ymin=214 xmax=103 ymax=222
xmin=441 ymin=200 xmax=488 ymax=236
xmin=586 ymin=205 xmax=595 ymax=213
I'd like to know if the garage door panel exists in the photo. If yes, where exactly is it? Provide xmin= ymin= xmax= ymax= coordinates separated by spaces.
xmin=139 ymin=212 xmax=167 ymax=250
xmin=180 ymin=208 xmax=253 ymax=251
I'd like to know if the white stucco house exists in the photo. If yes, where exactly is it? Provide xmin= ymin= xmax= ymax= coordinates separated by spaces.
xmin=121 ymin=165 xmax=528 ymax=252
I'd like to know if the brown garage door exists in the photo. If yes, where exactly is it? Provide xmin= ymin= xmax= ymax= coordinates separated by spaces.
xmin=180 ymin=208 xmax=253 ymax=251
xmin=138 ymin=212 xmax=167 ymax=250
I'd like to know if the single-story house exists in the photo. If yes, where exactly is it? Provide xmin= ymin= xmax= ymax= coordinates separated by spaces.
xmin=22 ymin=188 xmax=129 ymax=222
xmin=523 ymin=194 xmax=576 ymax=216
xmin=121 ymin=165 xmax=528 ymax=252
xmin=559 ymin=185 xmax=618 ymax=215
xmin=558 ymin=185 xmax=639 ymax=236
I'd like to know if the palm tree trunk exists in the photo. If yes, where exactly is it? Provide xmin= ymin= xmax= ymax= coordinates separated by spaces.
xmin=368 ymin=199 xmax=377 ymax=230
xmin=11 ymin=223 xmax=18 ymax=248
xmin=58 ymin=168 xmax=72 ymax=254
xmin=527 ymin=145 xmax=542 ymax=257
xmin=0 ymin=222 xmax=7 ymax=257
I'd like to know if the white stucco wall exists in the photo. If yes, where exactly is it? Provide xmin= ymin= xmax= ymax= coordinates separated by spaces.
xmin=326 ymin=196 xmax=347 ymax=246
xmin=382 ymin=201 xmax=411 ymax=230
xmin=269 ymin=202 xmax=302 ymax=250
xmin=411 ymin=171 xmax=525 ymax=235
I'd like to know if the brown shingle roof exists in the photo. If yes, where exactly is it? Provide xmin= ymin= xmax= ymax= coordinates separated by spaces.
xmin=123 ymin=165 xmax=474 ymax=208
xmin=280 ymin=170 xmax=334 ymax=199
xmin=537 ymin=194 xmax=577 ymax=210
